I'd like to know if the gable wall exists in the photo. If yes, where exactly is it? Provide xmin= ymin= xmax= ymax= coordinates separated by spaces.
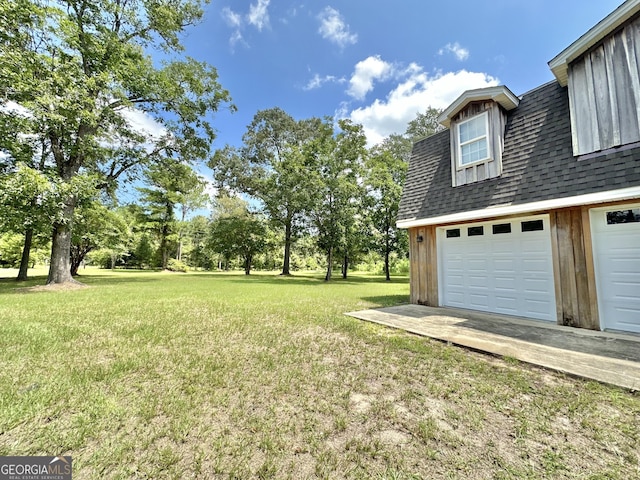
xmin=568 ymin=12 xmax=640 ymax=155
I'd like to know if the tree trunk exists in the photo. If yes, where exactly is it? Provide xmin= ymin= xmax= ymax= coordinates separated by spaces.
xmin=244 ymin=255 xmax=251 ymax=275
xmin=70 ymin=246 xmax=91 ymax=276
xmin=384 ymin=226 xmax=391 ymax=281
xmin=17 ymin=228 xmax=34 ymax=281
xmin=47 ymin=200 xmax=77 ymax=285
xmin=70 ymin=254 xmax=81 ymax=277
xmin=281 ymin=218 xmax=292 ymax=275
xmin=342 ymin=254 xmax=348 ymax=279
xmin=160 ymin=224 xmax=169 ymax=269
xmin=110 ymin=252 xmax=116 ymax=270
xmin=325 ymin=246 xmax=333 ymax=281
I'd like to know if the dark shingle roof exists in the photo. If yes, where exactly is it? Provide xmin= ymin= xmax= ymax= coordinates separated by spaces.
xmin=398 ymin=81 xmax=640 ymax=222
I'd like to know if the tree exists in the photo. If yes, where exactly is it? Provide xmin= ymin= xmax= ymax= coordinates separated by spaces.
xmin=175 ymin=178 xmax=208 ymax=262
xmin=308 ymin=119 xmax=367 ymax=281
xmin=1 ymin=0 xmax=232 ymax=285
xmin=138 ymin=161 xmax=201 ymax=270
xmin=70 ymin=201 xmax=129 ymax=275
xmin=211 ymin=108 xmax=322 ymax=275
xmin=182 ymin=215 xmax=211 ymax=269
xmin=207 ymin=194 xmax=267 ymax=275
xmin=0 ymin=164 xmax=54 ymax=279
xmin=405 ymin=107 xmax=445 ymax=141
xmin=365 ymin=139 xmax=409 ymax=281
xmin=0 ymin=163 xmax=95 ymax=279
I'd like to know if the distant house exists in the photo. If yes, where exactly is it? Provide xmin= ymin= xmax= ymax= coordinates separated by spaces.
xmin=397 ymin=0 xmax=640 ymax=334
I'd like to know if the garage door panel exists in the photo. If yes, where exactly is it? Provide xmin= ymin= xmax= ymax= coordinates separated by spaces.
xmin=523 ymin=278 xmax=551 ymax=294
xmin=468 ymin=276 xmax=488 ymax=287
xmin=522 ymin=239 xmax=548 ymax=253
xmin=601 ymin=257 xmax=640 ymax=272
xmin=591 ymin=205 xmax=640 ymax=333
xmin=440 ymin=216 xmax=556 ymax=322
xmin=469 ymin=294 xmax=490 ymax=309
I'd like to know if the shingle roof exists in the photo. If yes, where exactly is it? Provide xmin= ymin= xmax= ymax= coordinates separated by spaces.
xmin=398 ymin=81 xmax=640 ymax=223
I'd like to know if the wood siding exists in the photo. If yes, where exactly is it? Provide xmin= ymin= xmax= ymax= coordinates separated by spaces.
xmin=568 ymin=13 xmax=640 ymax=155
xmin=408 ymin=226 xmax=438 ymax=306
xmin=450 ymin=102 xmax=506 ymax=187
xmin=549 ymin=207 xmax=599 ymax=329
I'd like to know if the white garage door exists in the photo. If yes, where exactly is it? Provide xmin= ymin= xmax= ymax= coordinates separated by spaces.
xmin=438 ymin=216 xmax=557 ymax=321
xmin=590 ymin=204 xmax=640 ymax=333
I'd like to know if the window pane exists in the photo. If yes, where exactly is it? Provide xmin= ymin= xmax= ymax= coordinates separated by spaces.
xmin=459 ymin=115 xmax=485 ymax=143
xmin=521 ymin=220 xmax=544 ymax=232
xmin=468 ymin=226 xmax=484 ymax=236
xmin=461 ymin=138 xmax=488 ymax=164
xmin=446 ymin=228 xmax=461 ymax=238
xmin=492 ymin=223 xmax=512 ymax=234
xmin=606 ymin=209 xmax=640 ymax=224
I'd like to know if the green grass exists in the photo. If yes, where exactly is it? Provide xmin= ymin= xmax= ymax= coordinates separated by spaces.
xmin=0 ymin=268 xmax=639 ymax=479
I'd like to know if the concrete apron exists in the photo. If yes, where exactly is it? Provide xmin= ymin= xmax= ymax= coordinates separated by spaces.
xmin=346 ymin=304 xmax=640 ymax=391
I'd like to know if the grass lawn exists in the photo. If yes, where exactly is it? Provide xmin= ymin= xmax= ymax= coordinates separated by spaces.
xmin=0 ymin=268 xmax=638 ymax=479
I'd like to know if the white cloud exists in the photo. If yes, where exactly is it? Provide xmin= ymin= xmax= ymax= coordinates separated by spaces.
xmin=318 ymin=7 xmax=357 ymax=48
xmin=198 ymin=173 xmax=218 ymax=200
xmin=221 ymin=1 xmax=270 ymax=49
xmin=229 ymin=30 xmax=246 ymax=50
xmin=120 ymin=108 xmax=167 ymax=140
xmin=248 ymin=0 xmax=270 ymax=31
xmin=347 ymin=55 xmax=393 ymax=101
xmin=304 ymin=74 xmax=346 ymax=91
xmin=222 ymin=7 xmax=242 ymax=28
xmin=438 ymin=42 xmax=470 ymax=61
xmin=344 ymin=67 xmax=499 ymax=146
xmin=0 ymin=100 xmax=33 ymax=118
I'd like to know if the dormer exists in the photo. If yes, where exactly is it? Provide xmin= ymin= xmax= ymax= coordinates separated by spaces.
xmin=548 ymin=0 xmax=640 ymax=156
xmin=438 ymin=86 xmax=519 ymax=187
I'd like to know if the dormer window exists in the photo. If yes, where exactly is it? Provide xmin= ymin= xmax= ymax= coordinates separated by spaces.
xmin=438 ymin=86 xmax=519 ymax=187
xmin=458 ymin=112 xmax=490 ymax=166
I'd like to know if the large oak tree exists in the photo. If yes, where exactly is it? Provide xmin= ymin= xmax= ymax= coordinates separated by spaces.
xmin=0 ymin=0 xmax=232 ymax=284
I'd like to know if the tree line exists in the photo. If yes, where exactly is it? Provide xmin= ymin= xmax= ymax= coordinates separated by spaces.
xmin=0 ymin=0 xmax=441 ymax=283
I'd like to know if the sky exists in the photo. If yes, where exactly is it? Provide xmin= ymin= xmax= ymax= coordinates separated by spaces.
xmin=173 ymin=0 xmax=625 ymax=151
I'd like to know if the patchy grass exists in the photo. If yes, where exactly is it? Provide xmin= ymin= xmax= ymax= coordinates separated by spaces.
xmin=0 ymin=268 xmax=638 ymax=479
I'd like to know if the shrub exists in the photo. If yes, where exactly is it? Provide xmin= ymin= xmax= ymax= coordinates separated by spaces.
xmin=167 ymin=258 xmax=188 ymax=273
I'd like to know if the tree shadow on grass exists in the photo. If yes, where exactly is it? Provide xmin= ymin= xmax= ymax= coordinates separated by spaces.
xmin=0 ymin=271 xmax=163 ymax=294
xmin=360 ymin=295 xmax=410 ymax=308
xmin=217 ymin=273 xmax=410 ymax=287
xmin=0 ymin=276 xmax=51 ymax=294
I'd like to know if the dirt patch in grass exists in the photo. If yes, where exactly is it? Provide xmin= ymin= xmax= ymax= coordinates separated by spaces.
xmin=14 ymin=282 xmax=89 ymax=293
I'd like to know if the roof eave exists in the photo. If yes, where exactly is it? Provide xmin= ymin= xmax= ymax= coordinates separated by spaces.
xmin=437 ymin=85 xmax=520 ymax=128
xmin=548 ymin=0 xmax=640 ymax=87
xmin=396 ymin=186 xmax=640 ymax=229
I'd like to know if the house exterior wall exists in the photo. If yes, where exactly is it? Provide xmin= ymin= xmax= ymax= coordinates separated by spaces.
xmin=568 ymin=12 xmax=640 ymax=155
xmin=549 ymin=206 xmax=600 ymax=330
xmin=407 ymin=202 xmax=640 ymax=330
xmin=408 ymin=225 xmax=437 ymax=306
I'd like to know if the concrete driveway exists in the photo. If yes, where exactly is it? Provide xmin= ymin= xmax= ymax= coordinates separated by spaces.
xmin=346 ymin=304 xmax=640 ymax=391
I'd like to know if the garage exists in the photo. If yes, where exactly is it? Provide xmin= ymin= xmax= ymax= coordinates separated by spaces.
xmin=438 ymin=215 xmax=557 ymax=321
xmin=590 ymin=204 xmax=640 ymax=333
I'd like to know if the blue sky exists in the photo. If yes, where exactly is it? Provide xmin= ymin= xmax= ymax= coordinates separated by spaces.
xmin=177 ymin=0 xmax=624 ymax=150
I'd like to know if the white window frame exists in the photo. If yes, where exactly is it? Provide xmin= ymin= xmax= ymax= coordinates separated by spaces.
xmin=456 ymin=111 xmax=491 ymax=168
